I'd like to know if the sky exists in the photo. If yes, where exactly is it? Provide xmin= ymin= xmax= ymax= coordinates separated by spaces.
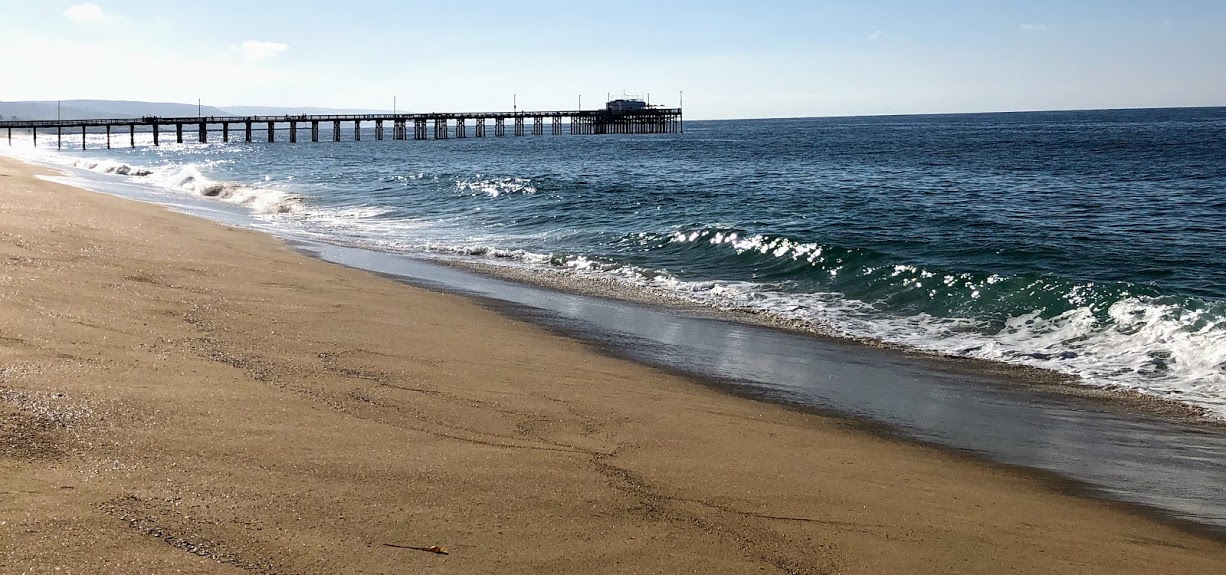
xmin=1 ymin=0 xmax=1223 ymax=119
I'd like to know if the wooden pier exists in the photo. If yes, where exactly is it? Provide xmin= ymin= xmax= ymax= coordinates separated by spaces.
xmin=0 ymin=105 xmax=682 ymax=149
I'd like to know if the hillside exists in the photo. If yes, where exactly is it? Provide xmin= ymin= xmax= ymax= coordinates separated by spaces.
xmin=0 ymin=100 xmax=230 ymax=121
xmin=220 ymin=105 xmax=388 ymax=116
xmin=0 ymin=100 xmax=388 ymax=121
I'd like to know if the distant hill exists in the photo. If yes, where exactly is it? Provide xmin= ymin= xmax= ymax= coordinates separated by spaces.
xmin=0 ymin=100 xmax=389 ymax=121
xmin=221 ymin=105 xmax=389 ymax=116
xmin=0 ymin=100 xmax=231 ymax=120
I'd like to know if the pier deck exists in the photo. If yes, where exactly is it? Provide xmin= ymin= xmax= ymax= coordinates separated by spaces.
xmin=0 ymin=107 xmax=682 ymax=149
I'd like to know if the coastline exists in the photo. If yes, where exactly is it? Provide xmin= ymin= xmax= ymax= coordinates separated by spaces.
xmin=7 ymin=127 xmax=1224 ymax=425
xmin=300 ymin=240 xmax=1226 ymax=528
xmin=429 ymin=256 xmax=1222 ymax=425
xmin=2 ymin=154 xmax=1226 ymax=573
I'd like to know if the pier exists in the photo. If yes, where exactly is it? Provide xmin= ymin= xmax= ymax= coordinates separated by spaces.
xmin=0 ymin=104 xmax=682 ymax=149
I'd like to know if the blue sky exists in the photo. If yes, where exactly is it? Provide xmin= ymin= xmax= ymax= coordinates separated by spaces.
xmin=1 ymin=0 xmax=1223 ymax=119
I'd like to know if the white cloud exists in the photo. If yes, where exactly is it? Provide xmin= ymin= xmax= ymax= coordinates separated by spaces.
xmin=238 ymin=40 xmax=289 ymax=61
xmin=64 ymin=4 xmax=118 ymax=23
xmin=3 ymin=34 xmax=296 ymax=103
xmin=867 ymin=30 xmax=887 ymax=40
xmin=1019 ymin=24 xmax=1053 ymax=32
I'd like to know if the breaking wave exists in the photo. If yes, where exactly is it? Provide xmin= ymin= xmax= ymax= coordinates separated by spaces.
xmin=62 ymin=157 xmax=303 ymax=215
xmin=12 ymin=108 xmax=1224 ymax=419
xmin=149 ymin=165 xmax=303 ymax=214
xmin=72 ymin=159 xmax=152 ymax=176
xmin=334 ymin=224 xmax=1226 ymax=418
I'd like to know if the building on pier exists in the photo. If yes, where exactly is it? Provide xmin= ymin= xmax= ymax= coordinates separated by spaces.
xmin=606 ymin=98 xmax=649 ymax=114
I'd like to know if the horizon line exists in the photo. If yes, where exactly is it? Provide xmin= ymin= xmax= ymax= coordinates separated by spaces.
xmin=3 ymin=100 xmax=1223 ymax=123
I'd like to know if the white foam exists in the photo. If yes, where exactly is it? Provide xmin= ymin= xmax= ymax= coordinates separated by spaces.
xmin=378 ymin=242 xmax=1226 ymax=419
xmin=145 ymin=164 xmax=303 ymax=214
xmin=2 ymin=140 xmax=304 ymax=216
xmin=70 ymin=159 xmax=152 ymax=176
xmin=9 ymin=135 xmax=1222 ymax=418
xmin=653 ymin=278 xmax=1226 ymax=419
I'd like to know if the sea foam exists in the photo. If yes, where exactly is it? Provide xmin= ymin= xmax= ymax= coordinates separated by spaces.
xmin=37 ymin=150 xmax=305 ymax=215
xmin=148 ymin=164 xmax=303 ymax=214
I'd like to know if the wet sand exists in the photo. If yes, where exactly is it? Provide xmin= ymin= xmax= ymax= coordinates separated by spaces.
xmin=301 ymin=242 xmax=1226 ymax=529
xmin=1 ymin=155 xmax=1224 ymax=573
xmin=421 ymin=255 xmax=1222 ymax=423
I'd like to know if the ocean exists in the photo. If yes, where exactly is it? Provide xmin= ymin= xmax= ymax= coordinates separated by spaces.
xmin=9 ymin=106 xmax=1226 ymax=418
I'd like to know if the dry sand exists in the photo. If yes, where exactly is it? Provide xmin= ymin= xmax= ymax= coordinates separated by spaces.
xmin=1 ymin=155 xmax=1223 ymax=574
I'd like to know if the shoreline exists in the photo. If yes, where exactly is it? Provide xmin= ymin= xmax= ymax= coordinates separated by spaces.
xmin=298 ymin=241 xmax=1226 ymax=529
xmin=353 ymin=265 xmax=1226 ymax=541
xmin=8 ymin=136 xmax=1224 ymax=424
xmin=3 ymin=154 xmax=1226 ymax=572
xmin=428 ymin=256 xmax=1223 ymax=426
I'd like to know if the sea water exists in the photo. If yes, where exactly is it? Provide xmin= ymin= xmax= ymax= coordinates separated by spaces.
xmin=8 ymin=107 xmax=1226 ymax=418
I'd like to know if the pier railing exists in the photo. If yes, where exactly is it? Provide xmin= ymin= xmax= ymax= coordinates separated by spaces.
xmin=0 ymin=107 xmax=683 ymax=149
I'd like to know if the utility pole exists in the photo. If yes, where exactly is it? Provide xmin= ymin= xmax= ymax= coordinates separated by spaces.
xmin=513 ymin=94 xmax=517 ymax=113
xmin=578 ymin=95 xmax=581 ymax=110
xmin=57 ymin=101 xmax=61 ymax=121
xmin=198 ymin=98 xmax=201 ymax=116
xmin=393 ymin=96 xmax=396 ymax=115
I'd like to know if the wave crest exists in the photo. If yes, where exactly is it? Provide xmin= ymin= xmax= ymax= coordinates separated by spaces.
xmin=380 ymin=226 xmax=1226 ymax=418
xmin=73 ymin=159 xmax=152 ymax=177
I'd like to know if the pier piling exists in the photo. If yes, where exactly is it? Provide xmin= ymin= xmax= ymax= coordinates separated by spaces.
xmin=0 ymin=104 xmax=681 ymax=150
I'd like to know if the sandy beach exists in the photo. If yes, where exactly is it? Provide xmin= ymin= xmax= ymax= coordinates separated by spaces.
xmin=1 ymin=154 xmax=1223 ymax=573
